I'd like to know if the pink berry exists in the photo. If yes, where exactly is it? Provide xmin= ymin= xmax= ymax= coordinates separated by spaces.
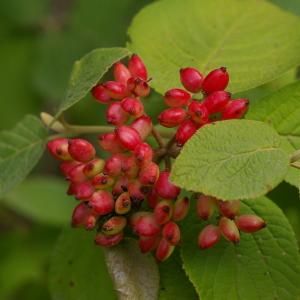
xmin=47 ymin=138 xmax=72 ymax=161
xmin=218 ymin=200 xmax=240 ymax=219
xmin=59 ymin=161 xmax=81 ymax=177
xmin=155 ymin=171 xmax=181 ymax=200
xmin=83 ymin=158 xmax=105 ymax=178
xmin=72 ymin=181 xmax=95 ymax=200
xmin=121 ymin=155 xmax=139 ymax=178
xmin=198 ymin=225 xmax=221 ymax=249
xmin=103 ymin=154 xmax=124 ymax=177
xmin=98 ymin=132 xmax=124 ymax=153
xmin=196 ymin=195 xmax=216 ymax=220
xmin=112 ymin=176 xmax=128 ymax=196
xmin=201 ymin=67 xmax=229 ymax=94
xmin=68 ymin=164 xmax=87 ymax=183
xmin=68 ymin=139 xmax=96 ymax=162
xmin=113 ymin=62 xmax=131 ymax=85
xmin=219 ymin=217 xmax=240 ymax=244
xmin=235 ymin=215 xmax=266 ymax=233
xmin=147 ymin=189 xmax=160 ymax=209
xmin=103 ymin=81 xmax=128 ymax=99
xmin=222 ymin=99 xmax=249 ymax=120
xmin=154 ymin=200 xmax=173 ymax=225
xmin=134 ymin=142 xmax=153 ymax=166
xmin=202 ymin=91 xmax=231 ymax=114
xmin=91 ymin=174 xmax=114 ymax=190
xmin=175 ymin=119 xmax=198 ymax=146
xmin=115 ymin=125 xmax=142 ymax=151
xmin=134 ymin=79 xmax=151 ymax=97
xmin=158 ymin=108 xmax=187 ymax=128
xmin=139 ymin=235 xmax=159 ymax=253
xmin=188 ymin=101 xmax=209 ymax=125
xmin=130 ymin=115 xmax=153 ymax=140
xmin=106 ymin=102 xmax=129 ymax=126
xmin=95 ymin=232 xmax=124 ymax=247
xmin=127 ymin=179 xmax=145 ymax=203
xmin=162 ymin=221 xmax=180 ymax=245
xmin=172 ymin=197 xmax=190 ymax=222
xmin=180 ymin=67 xmax=203 ymax=93
xmin=134 ymin=213 xmax=160 ymax=237
xmin=91 ymin=85 xmax=111 ymax=104
xmin=71 ymin=202 xmax=97 ymax=230
xmin=164 ymin=88 xmax=191 ymax=107
xmin=121 ymin=97 xmax=144 ymax=118
xmin=89 ymin=190 xmax=114 ymax=215
xmin=128 ymin=54 xmax=148 ymax=80
xmin=156 ymin=238 xmax=175 ymax=262
xmin=139 ymin=162 xmax=159 ymax=186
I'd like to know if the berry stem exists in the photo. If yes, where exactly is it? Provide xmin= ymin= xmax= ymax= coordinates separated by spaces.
xmin=151 ymin=127 xmax=165 ymax=147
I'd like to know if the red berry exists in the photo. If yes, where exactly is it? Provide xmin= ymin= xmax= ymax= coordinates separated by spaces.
xmin=130 ymin=115 xmax=152 ymax=140
xmin=175 ymin=119 xmax=198 ymax=146
xmin=198 ymin=225 xmax=221 ymax=249
xmin=103 ymin=81 xmax=128 ymax=99
xmin=129 ymin=211 xmax=150 ymax=228
xmin=113 ymin=62 xmax=131 ymax=85
xmin=115 ymin=192 xmax=131 ymax=214
xmin=128 ymin=54 xmax=148 ymax=80
xmin=196 ymin=195 xmax=216 ymax=220
xmin=201 ymin=67 xmax=229 ymax=94
xmin=180 ymin=67 xmax=204 ymax=93
xmin=71 ymin=202 xmax=97 ymax=230
xmin=106 ymin=102 xmax=129 ymax=126
xmin=139 ymin=162 xmax=159 ymax=186
xmin=154 ymin=200 xmax=173 ymax=225
xmin=202 ymin=91 xmax=231 ymax=114
xmin=98 ymin=132 xmax=124 ymax=154
xmin=95 ymin=232 xmax=124 ymax=247
xmin=219 ymin=217 xmax=240 ymax=243
xmin=68 ymin=164 xmax=87 ymax=183
xmin=101 ymin=216 xmax=127 ymax=235
xmin=156 ymin=238 xmax=175 ymax=262
xmin=121 ymin=155 xmax=139 ymax=178
xmin=222 ymin=99 xmax=249 ymax=120
xmin=73 ymin=181 xmax=95 ymax=200
xmin=162 ymin=221 xmax=180 ymax=245
xmin=47 ymin=138 xmax=72 ymax=161
xmin=235 ymin=215 xmax=266 ymax=233
xmin=139 ymin=235 xmax=160 ymax=253
xmin=158 ymin=108 xmax=187 ymax=128
xmin=164 ymin=88 xmax=191 ymax=107
xmin=127 ymin=180 xmax=145 ymax=203
xmin=134 ymin=213 xmax=160 ymax=237
xmin=188 ymin=101 xmax=209 ymax=125
xmin=147 ymin=189 xmax=160 ymax=209
xmin=115 ymin=125 xmax=142 ymax=151
xmin=121 ymin=97 xmax=144 ymax=118
xmin=91 ymin=85 xmax=111 ymax=104
xmin=91 ymin=174 xmax=114 ymax=189
xmin=112 ymin=176 xmax=128 ymax=196
xmin=68 ymin=139 xmax=96 ymax=162
xmin=83 ymin=158 xmax=105 ymax=178
xmin=155 ymin=171 xmax=181 ymax=199
xmin=218 ymin=200 xmax=240 ymax=219
xmin=134 ymin=79 xmax=151 ymax=97
xmin=172 ymin=197 xmax=190 ymax=222
xmin=60 ymin=161 xmax=81 ymax=177
xmin=89 ymin=190 xmax=114 ymax=215
xmin=103 ymin=154 xmax=124 ymax=177
xmin=134 ymin=142 xmax=153 ymax=166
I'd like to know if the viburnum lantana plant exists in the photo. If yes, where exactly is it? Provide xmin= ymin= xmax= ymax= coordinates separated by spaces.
xmin=46 ymin=54 xmax=265 ymax=261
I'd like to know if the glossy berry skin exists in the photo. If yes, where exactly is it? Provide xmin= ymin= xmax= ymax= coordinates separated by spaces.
xmin=91 ymin=174 xmax=114 ymax=190
xmin=121 ymin=97 xmax=144 ymax=118
xmin=83 ymin=158 xmax=105 ymax=178
xmin=175 ymin=119 xmax=198 ymax=147
xmin=115 ymin=125 xmax=142 ymax=151
xmin=101 ymin=216 xmax=127 ymax=235
xmin=172 ymin=197 xmax=190 ymax=221
xmin=95 ymin=232 xmax=124 ymax=247
xmin=91 ymin=85 xmax=111 ymax=104
xmin=98 ymin=132 xmax=124 ymax=154
xmin=60 ymin=161 xmax=81 ymax=177
xmin=156 ymin=238 xmax=175 ymax=262
xmin=162 ymin=221 xmax=180 ymax=245
xmin=127 ymin=180 xmax=145 ymax=202
xmin=139 ymin=235 xmax=159 ymax=253
xmin=222 ymin=99 xmax=249 ymax=120
xmin=235 ymin=215 xmax=266 ymax=233
xmin=188 ymin=101 xmax=209 ymax=125
xmin=134 ymin=142 xmax=153 ymax=166
xmin=89 ymin=190 xmax=114 ymax=215
xmin=158 ymin=108 xmax=187 ymax=128
xmin=106 ymin=102 xmax=129 ymax=126
xmin=121 ymin=155 xmax=139 ymax=178
xmin=180 ymin=67 xmax=204 ymax=93
xmin=155 ymin=171 xmax=181 ymax=200
xmin=198 ymin=225 xmax=221 ymax=250
xmin=67 ymin=164 xmax=87 ymax=183
xmin=218 ymin=200 xmax=240 ymax=219
xmin=128 ymin=54 xmax=148 ymax=80
xmin=130 ymin=115 xmax=152 ymax=140
xmin=128 ymin=77 xmax=150 ymax=97
xmin=154 ymin=200 xmax=173 ymax=225
xmin=115 ymin=192 xmax=131 ymax=214
xmin=47 ymin=138 xmax=72 ymax=161
xmin=201 ymin=67 xmax=229 ymax=94
xmin=112 ymin=176 xmax=128 ymax=196
xmin=71 ymin=202 xmax=97 ymax=230
xmin=202 ymin=91 xmax=231 ymax=114
xmin=196 ymin=195 xmax=216 ymax=220
xmin=219 ymin=217 xmax=240 ymax=243
xmin=139 ymin=162 xmax=159 ymax=185
xmin=68 ymin=139 xmax=96 ymax=162
xmin=73 ymin=181 xmax=95 ymax=200
xmin=133 ymin=213 xmax=160 ymax=237
xmin=103 ymin=154 xmax=123 ymax=177
xmin=164 ymin=88 xmax=191 ymax=107
xmin=113 ymin=62 xmax=131 ymax=85
xmin=103 ymin=81 xmax=127 ymax=99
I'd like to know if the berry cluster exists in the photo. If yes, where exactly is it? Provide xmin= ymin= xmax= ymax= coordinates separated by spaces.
xmin=46 ymin=54 xmax=264 ymax=262
xmin=197 ymin=195 xmax=266 ymax=249
xmin=158 ymin=67 xmax=249 ymax=146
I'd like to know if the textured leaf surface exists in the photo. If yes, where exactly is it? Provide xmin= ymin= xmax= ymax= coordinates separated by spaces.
xmin=56 ymin=47 xmax=130 ymax=116
xmin=3 ymin=177 xmax=73 ymax=226
xmin=128 ymin=0 xmax=300 ymax=94
xmin=103 ymin=239 xmax=159 ymax=300
xmin=0 ymin=115 xmax=47 ymax=197
xmin=181 ymin=197 xmax=300 ymax=300
xmin=49 ymin=229 xmax=116 ymax=300
xmin=171 ymin=120 xmax=289 ymax=200
xmin=247 ymin=81 xmax=300 ymax=187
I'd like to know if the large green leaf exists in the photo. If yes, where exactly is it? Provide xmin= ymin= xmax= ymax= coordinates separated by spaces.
xmin=247 ymin=81 xmax=300 ymax=187
xmin=49 ymin=228 xmax=117 ymax=300
xmin=171 ymin=120 xmax=289 ymax=200
xmin=0 ymin=115 xmax=47 ymax=197
xmin=181 ymin=197 xmax=300 ymax=300
xmin=128 ymin=0 xmax=300 ymax=94
xmin=3 ymin=177 xmax=74 ymax=226
xmin=55 ymin=47 xmax=130 ymax=117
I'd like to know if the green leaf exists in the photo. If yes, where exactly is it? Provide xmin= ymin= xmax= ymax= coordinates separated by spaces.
xmin=181 ymin=197 xmax=300 ymax=300
xmin=171 ymin=120 xmax=289 ymax=200
xmin=3 ymin=176 xmax=74 ymax=226
xmin=247 ymin=81 xmax=300 ymax=187
xmin=159 ymin=250 xmax=198 ymax=300
xmin=49 ymin=228 xmax=116 ymax=300
xmin=128 ymin=0 xmax=300 ymax=94
xmin=56 ymin=47 xmax=130 ymax=117
xmin=0 ymin=115 xmax=47 ymax=197
xmin=103 ymin=239 xmax=159 ymax=300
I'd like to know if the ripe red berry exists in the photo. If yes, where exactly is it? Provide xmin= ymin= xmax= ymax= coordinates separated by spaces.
xmin=73 ymin=181 xmax=95 ymax=200
xmin=154 ymin=200 xmax=173 ymax=225
xmin=218 ymin=200 xmax=240 ymax=219
xmin=89 ymin=190 xmax=114 ymax=215
xmin=91 ymin=85 xmax=111 ymax=104
xmin=139 ymin=235 xmax=159 ymax=253
xmin=133 ymin=79 xmax=150 ymax=97
xmin=139 ymin=162 xmax=159 ymax=185
xmin=134 ymin=142 xmax=153 ymax=166
xmin=127 ymin=179 xmax=145 ymax=202
xmin=172 ymin=197 xmax=190 ymax=222
xmin=201 ymin=67 xmax=229 ymax=94
xmin=147 ymin=189 xmax=160 ymax=209
xmin=134 ymin=213 xmax=160 ymax=237
xmin=71 ymin=202 xmax=97 ymax=230
xmin=219 ymin=217 xmax=240 ymax=243
xmin=112 ymin=176 xmax=128 ymax=196
xmin=155 ymin=171 xmax=181 ymax=199
xmin=180 ymin=67 xmax=203 ymax=93
xmin=162 ymin=221 xmax=180 ymax=245
xmin=158 ymin=108 xmax=187 ymax=128
xmin=113 ymin=62 xmax=131 ymax=85
xmin=164 ymin=88 xmax=191 ymax=107
xmin=68 ymin=164 xmax=87 ymax=183
xmin=235 ymin=215 xmax=266 ymax=233
xmin=222 ymin=99 xmax=249 ymax=120
xmin=103 ymin=81 xmax=128 ymax=99
xmin=95 ymin=232 xmax=124 ymax=247
xmin=106 ymin=102 xmax=129 ymax=126
xmin=115 ymin=125 xmax=142 ymax=151
xmin=115 ymin=192 xmax=131 ymax=214
xmin=202 ymin=91 xmax=231 ymax=114
xmin=83 ymin=158 xmax=105 ymax=178
xmin=60 ymin=161 xmax=81 ymax=177
xmin=68 ymin=139 xmax=96 ymax=162
xmin=103 ymin=154 xmax=123 ymax=177
xmin=128 ymin=54 xmax=148 ymax=80
xmin=121 ymin=97 xmax=144 ymax=118
xmin=198 ymin=225 xmax=221 ymax=249
xmin=121 ymin=155 xmax=139 ymax=178
xmin=47 ymin=138 xmax=72 ymax=161
xmin=91 ymin=174 xmax=114 ymax=189
xmin=188 ymin=101 xmax=209 ymax=125
xmin=156 ymin=238 xmax=175 ymax=262
xmin=196 ymin=195 xmax=216 ymax=220
xmin=98 ymin=132 xmax=124 ymax=154
xmin=175 ymin=119 xmax=198 ymax=146
xmin=102 ymin=216 xmax=127 ymax=235
xmin=130 ymin=115 xmax=152 ymax=140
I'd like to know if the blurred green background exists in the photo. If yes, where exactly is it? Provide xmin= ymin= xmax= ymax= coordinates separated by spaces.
xmin=1 ymin=0 xmax=300 ymax=299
